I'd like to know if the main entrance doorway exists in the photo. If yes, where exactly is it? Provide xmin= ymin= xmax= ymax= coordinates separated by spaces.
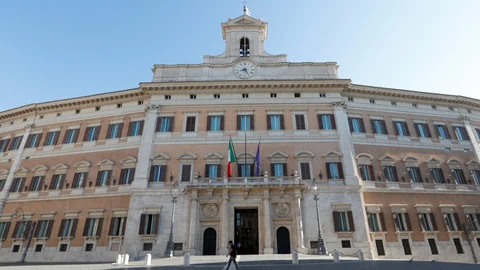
xmin=234 ymin=208 xmax=259 ymax=254
xmin=203 ymin=228 xmax=217 ymax=255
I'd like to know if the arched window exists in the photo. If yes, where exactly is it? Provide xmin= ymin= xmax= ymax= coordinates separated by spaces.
xmin=240 ymin=37 xmax=250 ymax=57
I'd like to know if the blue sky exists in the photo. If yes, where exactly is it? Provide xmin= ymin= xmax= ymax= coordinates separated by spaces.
xmin=1 ymin=0 xmax=479 ymax=111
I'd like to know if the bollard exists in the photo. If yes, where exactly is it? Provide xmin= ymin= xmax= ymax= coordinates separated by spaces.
xmin=332 ymin=251 xmax=340 ymax=262
xmin=121 ymin=255 xmax=125 ymax=264
xmin=184 ymin=252 xmax=191 ymax=266
xmin=292 ymin=251 xmax=299 ymax=264
xmin=116 ymin=254 xmax=122 ymax=264
xmin=124 ymin=254 xmax=130 ymax=265
xmin=358 ymin=251 xmax=364 ymax=261
xmin=145 ymin=253 xmax=152 ymax=266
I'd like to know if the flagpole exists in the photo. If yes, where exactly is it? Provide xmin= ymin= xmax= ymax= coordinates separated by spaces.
xmin=244 ymin=132 xmax=247 ymax=175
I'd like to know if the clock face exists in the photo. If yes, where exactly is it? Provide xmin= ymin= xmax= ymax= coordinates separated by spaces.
xmin=234 ymin=61 xmax=256 ymax=79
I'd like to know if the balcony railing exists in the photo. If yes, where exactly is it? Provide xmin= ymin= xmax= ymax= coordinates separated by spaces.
xmin=188 ymin=176 xmax=302 ymax=187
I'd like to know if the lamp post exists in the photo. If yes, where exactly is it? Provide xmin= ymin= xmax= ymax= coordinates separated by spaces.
xmin=463 ymin=208 xmax=479 ymax=264
xmin=12 ymin=208 xmax=36 ymax=263
xmin=164 ymin=181 xmax=181 ymax=257
xmin=310 ymin=178 xmax=327 ymax=255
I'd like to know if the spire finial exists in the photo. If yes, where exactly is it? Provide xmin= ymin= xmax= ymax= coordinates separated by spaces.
xmin=243 ymin=0 xmax=251 ymax=16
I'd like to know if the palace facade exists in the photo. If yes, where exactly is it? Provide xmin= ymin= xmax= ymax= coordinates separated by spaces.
xmin=0 ymin=11 xmax=479 ymax=263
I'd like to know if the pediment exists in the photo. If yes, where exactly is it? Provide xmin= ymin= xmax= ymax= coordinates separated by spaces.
xmin=295 ymin=151 xmax=315 ymax=158
xmin=466 ymin=159 xmax=479 ymax=166
xmin=121 ymin=156 xmax=138 ymax=164
xmin=0 ymin=169 xmax=9 ymax=175
xmin=379 ymin=155 xmax=395 ymax=161
xmin=32 ymin=165 xmax=49 ymax=172
xmin=356 ymin=153 xmax=373 ymax=160
xmin=53 ymin=163 xmax=69 ymax=170
xmin=402 ymin=157 xmax=419 ymax=163
xmin=177 ymin=152 xmax=197 ymax=160
xmin=226 ymin=14 xmax=264 ymax=26
xmin=323 ymin=151 xmax=342 ymax=158
xmin=426 ymin=158 xmax=441 ymax=164
xmin=446 ymin=158 xmax=462 ymax=164
xmin=15 ymin=167 xmax=30 ymax=174
xmin=204 ymin=153 xmax=224 ymax=160
xmin=268 ymin=151 xmax=288 ymax=159
xmin=97 ymin=159 xmax=115 ymax=166
xmin=74 ymin=161 xmax=91 ymax=168
xmin=237 ymin=152 xmax=255 ymax=159
xmin=152 ymin=153 xmax=170 ymax=160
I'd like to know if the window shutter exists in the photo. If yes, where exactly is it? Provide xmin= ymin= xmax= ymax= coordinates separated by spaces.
xmin=379 ymin=213 xmax=387 ymax=232
xmin=81 ymin=173 xmax=88 ymax=188
xmin=404 ymin=213 xmax=412 ymax=231
xmin=414 ymin=123 xmax=421 ymax=137
xmin=1 ymin=222 xmax=11 ymax=239
xmin=270 ymin=164 xmax=275 ymax=176
xmin=393 ymin=122 xmax=399 ymax=135
xmin=318 ymin=115 xmax=323 ymax=130
xmin=181 ymin=165 xmax=191 ymax=181
xmin=370 ymin=119 xmax=376 ymax=134
xmin=129 ymin=168 xmax=135 ymax=183
xmin=453 ymin=213 xmax=461 ymax=231
xmin=250 ymin=115 xmax=255 ymax=130
xmin=12 ymin=222 xmax=20 ymax=238
xmin=95 ymin=171 xmax=102 ymax=187
xmin=39 ymin=176 xmax=45 ymax=191
xmin=96 ymin=218 xmax=103 ymax=237
xmin=217 ymin=165 xmax=222 ymax=177
xmin=418 ymin=214 xmax=426 ymax=231
xmin=207 ymin=116 xmax=212 ymax=131
xmin=83 ymin=218 xmax=91 ymax=236
xmin=425 ymin=125 xmax=432 ymax=138
xmin=155 ymin=117 xmax=162 ymax=132
xmin=119 ymin=169 xmax=126 ymax=185
xmin=29 ymin=177 xmax=35 ymax=191
xmin=161 ymin=166 xmax=167 ymax=182
xmin=219 ymin=116 xmax=225 ymax=131
xmin=94 ymin=127 xmax=100 ymax=140
xmin=34 ymin=134 xmax=42 ymax=147
xmin=205 ymin=165 xmax=210 ymax=178
xmin=348 ymin=118 xmax=354 ymax=132
xmin=2 ymin=139 xmax=10 ymax=151
xmin=367 ymin=214 xmax=374 ymax=231
xmin=18 ymin=178 xmax=25 ymax=193
xmin=326 ymin=163 xmax=332 ymax=179
xmin=23 ymin=221 xmax=32 ymax=238
xmin=434 ymin=125 xmax=441 ymax=138
xmin=279 ymin=115 xmax=284 ymax=130
xmin=72 ymin=129 xmax=80 ymax=143
xmin=338 ymin=163 xmax=344 ymax=179
xmin=106 ymin=171 xmax=112 ymax=186
xmin=127 ymin=122 xmax=133 ymax=136
xmin=45 ymin=220 xmax=54 ymax=238
xmin=149 ymin=166 xmax=155 ymax=182
xmin=117 ymin=123 xmax=124 ymax=138
xmin=429 ymin=213 xmax=438 ymax=231
xmin=168 ymin=117 xmax=174 ymax=132
xmin=138 ymin=121 xmax=145 ymax=135
xmin=381 ymin=120 xmax=388 ymax=135
xmin=62 ymin=131 xmax=69 ymax=144
xmin=330 ymin=115 xmax=337 ymax=129
xmin=236 ymin=115 xmax=241 ymax=130
xmin=267 ymin=115 xmax=272 ymax=130
xmin=106 ymin=124 xmax=113 ymax=139
xmin=445 ymin=127 xmax=451 ymax=139
xmin=283 ymin=163 xmax=288 ymax=177
xmin=70 ymin=219 xmax=78 ymax=237
xmin=368 ymin=165 xmax=375 ymax=181
xmin=72 ymin=173 xmax=79 ymax=189
xmin=417 ymin=169 xmax=423 ymax=183
xmin=404 ymin=123 xmax=410 ymax=136
xmin=332 ymin=211 xmax=340 ymax=232
xmin=48 ymin=175 xmax=55 ymax=190
xmin=139 ymin=214 xmax=146 ymax=235
xmin=301 ymin=163 xmax=311 ymax=180
xmin=392 ymin=167 xmax=399 ymax=182
xmin=359 ymin=119 xmax=366 ymax=133
xmin=58 ymin=219 xmax=66 ymax=237
xmin=237 ymin=165 xmax=242 ymax=177
xmin=347 ymin=211 xmax=355 ymax=231
xmin=83 ymin=127 xmax=91 ymax=142
xmin=154 ymin=215 xmax=160 ymax=234
xmin=108 ymin=217 xmax=115 ymax=236
xmin=121 ymin=217 xmax=127 ymax=236
xmin=9 ymin=179 xmax=17 ymax=192
xmin=25 ymin=135 xmax=33 ymax=148
xmin=59 ymin=175 xmax=65 ymax=190
xmin=34 ymin=221 xmax=41 ymax=237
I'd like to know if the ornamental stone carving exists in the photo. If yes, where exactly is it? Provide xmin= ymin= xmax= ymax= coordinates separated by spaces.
xmin=203 ymin=203 xmax=218 ymax=218
xmin=274 ymin=202 xmax=290 ymax=217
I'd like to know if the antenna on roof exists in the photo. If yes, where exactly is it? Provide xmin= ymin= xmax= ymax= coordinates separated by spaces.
xmin=242 ymin=0 xmax=251 ymax=16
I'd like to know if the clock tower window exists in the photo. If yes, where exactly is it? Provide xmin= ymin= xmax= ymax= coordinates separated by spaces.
xmin=240 ymin=37 xmax=250 ymax=57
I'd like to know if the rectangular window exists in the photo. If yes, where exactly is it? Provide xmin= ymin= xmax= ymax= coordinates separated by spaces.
xmin=84 ymin=126 xmax=99 ymax=142
xmin=157 ymin=117 xmax=173 ymax=133
xmin=96 ymin=170 xmax=110 ymax=187
xmin=83 ymin=218 xmax=103 ymax=237
xmin=181 ymin=164 xmax=192 ymax=182
xmin=29 ymin=176 xmax=43 ymax=191
xmin=10 ymin=178 xmax=24 ymax=193
xmin=238 ymin=115 xmax=253 ymax=131
xmin=0 ymin=139 xmax=10 ymax=152
xmin=15 ymin=221 xmax=29 ymax=238
xmin=12 ymin=245 xmax=20 ymax=253
xmin=326 ymin=162 xmax=343 ymax=179
xmin=407 ymin=167 xmax=422 ymax=183
xmin=395 ymin=213 xmax=406 ymax=231
xmin=393 ymin=121 xmax=410 ymax=136
xmin=35 ymin=244 xmax=43 ymax=252
xmin=452 ymin=169 xmax=466 ymax=184
xmin=85 ymin=243 xmax=94 ymax=252
xmin=240 ymin=164 xmax=252 ymax=177
xmin=268 ymin=115 xmax=284 ymax=130
xmin=9 ymin=136 xmax=23 ymax=150
xmin=467 ymin=214 xmax=480 ymax=231
xmin=208 ymin=116 xmax=223 ymax=131
xmin=359 ymin=165 xmax=374 ymax=181
xmin=0 ymin=179 xmax=5 ymax=191
xmin=49 ymin=174 xmax=63 ymax=190
xmin=300 ymin=163 xmax=311 ymax=180
xmin=36 ymin=220 xmax=50 ymax=238
xmin=205 ymin=164 xmax=219 ymax=178
xmin=0 ymin=222 xmax=11 ymax=239
xmin=318 ymin=114 xmax=336 ymax=130
xmin=341 ymin=240 xmax=351 ymax=248
xmin=59 ymin=219 xmax=76 ymax=237
xmin=271 ymin=163 xmax=286 ymax=177
xmin=26 ymin=133 xmax=42 ymax=148
xmin=368 ymin=213 xmax=380 ymax=232
xmin=149 ymin=165 xmax=165 ymax=182
xmin=143 ymin=243 xmax=153 ymax=251
xmin=185 ymin=116 xmax=196 ymax=132
xmin=242 ymin=93 xmax=249 ymax=98
xmin=435 ymin=125 xmax=451 ymax=139
xmin=383 ymin=166 xmax=398 ymax=182
xmin=337 ymin=212 xmax=350 ymax=232
xmin=270 ymin=93 xmax=277 ymax=98
xmin=371 ymin=120 xmax=387 ymax=135
xmin=107 ymin=123 xmax=122 ymax=139
xmin=472 ymin=170 xmax=480 ymax=185
xmin=444 ymin=213 xmax=457 ymax=231
xmin=429 ymin=168 xmax=445 ymax=184
xmin=453 ymin=238 xmax=464 ymax=254
xmin=428 ymin=239 xmax=439 ymax=255
xmin=375 ymin=240 xmax=385 ymax=256
xmin=129 ymin=121 xmax=144 ymax=136
xmin=139 ymin=214 xmax=158 ymax=235
xmin=213 ymin=94 xmax=220 ymax=99
xmin=44 ymin=131 xmax=59 ymax=146
xmin=348 ymin=118 xmax=365 ymax=133
xmin=415 ymin=123 xmax=431 ymax=138
xmin=419 ymin=213 xmax=432 ymax=231
xmin=109 ymin=217 xmax=126 ymax=236
xmin=63 ymin=129 xmax=78 ymax=144
xmin=454 ymin=126 xmax=469 ymax=141
xmin=402 ymin=239 xmax=412 ymax=255
xmin=59 ymin=244 xmax=68 ymax=252
xmin=294 ymin=114 xmax=306 ymax=130
xmin=120 ymin=168 xmax=135 ymax=185
xmin=72 ymin=172 xmax=87 ymax=189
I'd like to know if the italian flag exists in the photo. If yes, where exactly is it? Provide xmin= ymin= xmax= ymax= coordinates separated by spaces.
xmin=227 ymin=137 xmax=237 ymax=177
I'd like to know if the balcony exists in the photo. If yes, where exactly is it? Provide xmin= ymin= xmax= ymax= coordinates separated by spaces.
xmin=188 ymin=175 xmax=304 ymax=188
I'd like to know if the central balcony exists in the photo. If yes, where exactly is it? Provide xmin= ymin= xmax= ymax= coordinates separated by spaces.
xmin=187 ymin=175 xmax=304 ymax=188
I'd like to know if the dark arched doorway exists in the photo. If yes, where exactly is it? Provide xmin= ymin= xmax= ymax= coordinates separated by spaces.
xmin=203 ymin=228 xmax=217 ymax=255
xmin=276 ymin=227 xmax=291 ymax=254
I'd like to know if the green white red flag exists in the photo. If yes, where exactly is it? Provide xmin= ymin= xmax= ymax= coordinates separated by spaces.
xmin=227 ymin=137 xmax=237 ymax=177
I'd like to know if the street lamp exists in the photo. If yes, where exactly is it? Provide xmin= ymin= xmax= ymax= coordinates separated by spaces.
xmin=164 ymin=181 xmax=181 ymax=257
xmin=463 ymin=208 xmax=479 ymax=264
xmin=310 ymin=178 xmax=327 ymax=255
xmin=12 ymin=208 xmax=36 ymax=263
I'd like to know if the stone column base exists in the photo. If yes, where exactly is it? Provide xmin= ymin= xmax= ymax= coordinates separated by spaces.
xmin=263 ymin=247 xmax=274 ymax=254
xmin=219 ymin=247 xmax=229 ymax=255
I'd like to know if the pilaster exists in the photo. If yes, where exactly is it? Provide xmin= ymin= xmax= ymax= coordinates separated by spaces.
xmin=219 ymin=189 xmax=229 ymax=255
xmin=462 ymin=116 xmax=480 ymax=163
xmin=187 ymin=190 xmax=198 ymax=254
xmin=263 ymin=190 xmax=273 ymax=254
xmin=132 ymin=104 xmax=159 ymax=189
xmin=294 ymin=189 xmax=306 ymax=252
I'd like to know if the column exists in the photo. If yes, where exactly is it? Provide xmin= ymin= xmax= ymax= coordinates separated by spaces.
xmin=220 ymin=189 xmax=229 ymax=255
xmin=294 ymin=189 xmax=306 ymax=252
xmin=463 ymin=116 xmax=480 ymax=163
xmin=132 ymin=104 xmax=159 ymax=189
xmin=0 ymin=124 xmax=32 ymax=214
xmin=333 ymin=102 xmax=361 ymax=186
xmin=263 ymin=190 xmax=273 ymax=254
xmin=187 ymin=190 xmax=198 ymax=254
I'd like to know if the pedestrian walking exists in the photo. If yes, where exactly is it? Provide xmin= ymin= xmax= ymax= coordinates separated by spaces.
xmin=223 ymin=240 xmax=239 ymax=270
